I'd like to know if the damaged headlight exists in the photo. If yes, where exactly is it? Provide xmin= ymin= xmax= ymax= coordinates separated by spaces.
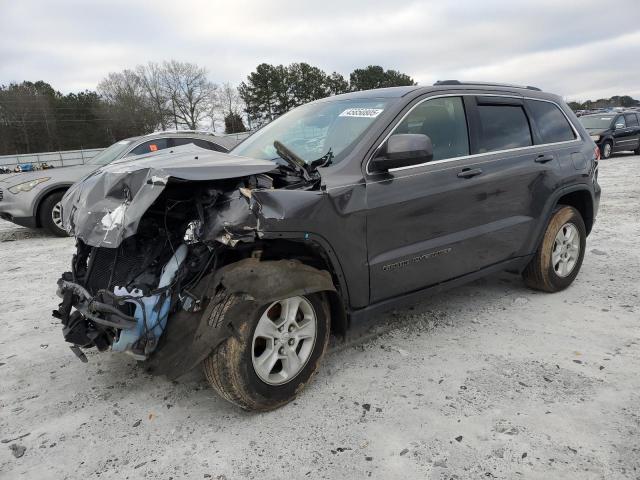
xmin=8 ymin=177 xmax=50 ymax=194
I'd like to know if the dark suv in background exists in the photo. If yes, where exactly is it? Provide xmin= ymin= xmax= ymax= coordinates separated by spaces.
xmin=579 ymin=111 xmax=640 ymax=158
xmin=55 ymin=81 xmax=600 ymax=411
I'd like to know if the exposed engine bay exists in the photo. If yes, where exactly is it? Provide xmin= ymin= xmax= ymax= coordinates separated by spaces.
xmin=53 ymin=146 xmax=333 ymax=372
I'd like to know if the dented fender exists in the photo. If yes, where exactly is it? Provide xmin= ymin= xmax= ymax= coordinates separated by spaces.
xmin=213 ymin=258 xmax=336 ymax=302
xmin=147 ymin=258 xmax=337 ymax=379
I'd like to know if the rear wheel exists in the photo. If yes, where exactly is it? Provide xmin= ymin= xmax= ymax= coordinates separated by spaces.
xmin=633 ymin=142 xmax=640 ymax=155
xmin=523 ymin=205 xmax=586 ymax=292
xmin=39 ymin=191 xmax=68 ymax=237
xmin=203 ymin=292 xmax=330 ymax=411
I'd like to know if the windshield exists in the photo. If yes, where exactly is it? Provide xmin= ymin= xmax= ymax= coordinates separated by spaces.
xmin=231 ymin=99 xmax=391 ymax=165
xmin=580 ymin=116 xmax=614 ymax=129
xmin=88 ymin=140 xmax=133 ymax=165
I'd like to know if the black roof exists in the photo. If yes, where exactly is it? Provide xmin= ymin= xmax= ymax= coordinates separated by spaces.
xmin=327 ymin=86 xmax=421 ymax=100
xmin=320 ymin=81 xmax=552 ymax=103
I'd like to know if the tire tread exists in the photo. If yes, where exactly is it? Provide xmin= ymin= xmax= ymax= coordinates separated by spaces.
xmin=523 ymin=205 xmax=585 ymax=292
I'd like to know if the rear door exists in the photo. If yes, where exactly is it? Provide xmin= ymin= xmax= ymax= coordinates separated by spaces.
xmin=624 ymin=113 xmax=640 ymax=151
xmin=365 ymin=93 xmax=546 ymax=303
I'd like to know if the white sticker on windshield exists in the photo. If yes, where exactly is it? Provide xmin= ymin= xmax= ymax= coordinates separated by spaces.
xmin=339 ymin=108 xmax=384 ymax=118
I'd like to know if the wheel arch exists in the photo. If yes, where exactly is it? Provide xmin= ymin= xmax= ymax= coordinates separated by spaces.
xmin=600 ymin=137 xmax=614 ymax=154
xmin=214 ymin=255 xmax=349 ymax=336
xmin=555 ymin=188 xmax=594 ymax=235
xmin=525 ymin=184 xmax=595 ymax=260
xmin=33 ymin=184 xmax=72 ymax=227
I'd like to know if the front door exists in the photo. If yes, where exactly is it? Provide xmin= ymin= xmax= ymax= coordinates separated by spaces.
xmin=612 ymin=115 xmax=635 ymax=153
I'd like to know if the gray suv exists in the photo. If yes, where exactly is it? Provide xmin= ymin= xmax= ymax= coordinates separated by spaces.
xmin=54 ymin=81 xmax=600 ymax=411
xmin=0 ymin=131 xmax=245 ymax=235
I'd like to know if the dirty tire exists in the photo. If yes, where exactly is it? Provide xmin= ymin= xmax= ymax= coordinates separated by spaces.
xmin=523 ymin=205 xmax=586 ymax=292
xmin=39 ymin=191 xmax=68 ymax=237
xmin=203 ymin=291 xmax=330 ymax=411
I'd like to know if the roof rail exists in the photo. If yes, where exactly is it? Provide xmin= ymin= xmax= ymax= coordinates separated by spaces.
xmin=433 ymin=80 xmax=542 ymax=92
xmin=143 ymin=129 xmax=218 ymax=137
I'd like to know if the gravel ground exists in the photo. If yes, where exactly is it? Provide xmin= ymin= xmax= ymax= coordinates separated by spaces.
xmin=1 ymin=155 xmax=639 ymax=480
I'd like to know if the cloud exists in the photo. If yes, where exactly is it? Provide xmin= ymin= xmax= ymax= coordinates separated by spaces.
xmin=1 ymin=0 xmax=639 ymax=99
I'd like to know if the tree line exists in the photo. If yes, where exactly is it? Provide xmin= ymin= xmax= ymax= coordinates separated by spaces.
xmin=0 ymin=62 xmax=415 ymax=156
xmin=239 ymin=63 xmax=415 ymax=127
xmin=567 ymin=95 xmax=639 ymax=111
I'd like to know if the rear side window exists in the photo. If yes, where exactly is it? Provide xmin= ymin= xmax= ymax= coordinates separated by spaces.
xmin=126 ymin=138 xmax=169 ymax=156
xmin=527 ymin=100 xmax=576 ymax=143
xmin=394 ymin=96 xmax=469 ymax=161
xmin=477 ymin=104 xmax=532 ymax=153
xmin=171 ymin=137 xmax=226 ymax=152
xmin=625 ymin=114 xmax=639 ymax=127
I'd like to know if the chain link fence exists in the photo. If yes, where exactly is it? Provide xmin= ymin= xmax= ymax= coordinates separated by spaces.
xmin=0 ymin=148 xmax=104 ymax=171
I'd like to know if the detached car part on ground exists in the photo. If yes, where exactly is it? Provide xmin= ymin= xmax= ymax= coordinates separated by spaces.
xmin=53 ymin=82 xmax=601 ymax=411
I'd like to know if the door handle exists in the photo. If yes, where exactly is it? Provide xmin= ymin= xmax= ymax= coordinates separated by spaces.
xmin=535 ymin=154 xmax=554 ymax=163
xmin=457 ymin=167 xmax=483 ymax=178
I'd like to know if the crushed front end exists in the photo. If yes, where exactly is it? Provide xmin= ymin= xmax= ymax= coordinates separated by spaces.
xmin=52 ymin=147 xmax=321 ymax=370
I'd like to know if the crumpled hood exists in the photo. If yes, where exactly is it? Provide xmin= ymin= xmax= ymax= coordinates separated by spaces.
xmin=61 ymin=145 xmax=276 ymax=247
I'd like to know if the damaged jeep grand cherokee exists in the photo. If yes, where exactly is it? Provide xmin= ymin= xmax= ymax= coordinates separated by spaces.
xmin=54 ymin=81 xmax=601 ymax=411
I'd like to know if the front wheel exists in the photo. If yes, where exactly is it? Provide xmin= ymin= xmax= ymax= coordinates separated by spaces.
xmin=203 ymin=292 xmax=330 ymax=411
xmin=601 ymin=141 xmax=613 ymax=159
xmin=522 ymin=206 xmax=586 ymax=292
xmin=39 ymin=191 xmax=68 ymax=237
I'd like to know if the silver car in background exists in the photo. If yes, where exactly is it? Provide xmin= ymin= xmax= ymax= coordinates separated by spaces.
xmin=0 ymin=131 xmax=247 ymax=236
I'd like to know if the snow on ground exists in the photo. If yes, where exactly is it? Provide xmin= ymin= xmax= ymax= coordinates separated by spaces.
xmin=0 ymin=155 xmax=639 ymax=479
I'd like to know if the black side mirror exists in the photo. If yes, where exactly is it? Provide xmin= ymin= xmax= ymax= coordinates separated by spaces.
xmin=370 ymin=134 xmax=433 ymax=172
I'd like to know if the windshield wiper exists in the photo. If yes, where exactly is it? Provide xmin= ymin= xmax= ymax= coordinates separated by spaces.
xmin=310 ymin=148 xmax=333 ymax=170
xmin=273 ymin=141 xmax=312 ymax=181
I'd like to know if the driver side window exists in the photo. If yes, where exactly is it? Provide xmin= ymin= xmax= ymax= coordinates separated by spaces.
xmin=615 ymin=116 xmax=626 ymax=129
xmin=394 ymin=97 xmax=469 ymax=161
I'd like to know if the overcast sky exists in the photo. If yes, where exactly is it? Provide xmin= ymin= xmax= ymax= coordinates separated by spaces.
xmin=1 ymin=0 xmax=639 ymax=101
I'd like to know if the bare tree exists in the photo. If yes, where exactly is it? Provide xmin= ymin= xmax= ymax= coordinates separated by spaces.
xmin=97 ymin=69 xmax=156 ymax=138
xmin=213 ymin=82 xmax=246 ymax=132
xmin=97 ymin=69 xmax=145 ymax=105
xmin=162 ymin=60 xmax=217 ymax=130
xmin=218 ymin=82 xmax=244 ymax=117
xmin=135 ymin=62 xmax=170 ymax=130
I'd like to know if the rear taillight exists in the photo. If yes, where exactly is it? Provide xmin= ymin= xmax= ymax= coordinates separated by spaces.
xmin=594 ymin=145 xmax=600 ymax=161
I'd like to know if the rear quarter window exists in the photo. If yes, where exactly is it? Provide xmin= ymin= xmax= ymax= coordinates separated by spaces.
xmin=477 ymin=104 xmax=532 ymax=153
xmin=171 ymin=137 xmax=226 ymax=152
xmin=527 ymin=100 xmax=576 ymax=144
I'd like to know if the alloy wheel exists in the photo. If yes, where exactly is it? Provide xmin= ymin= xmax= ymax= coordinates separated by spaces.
xmin=552 ymin=222 xmax=580 ymax=277
xmin=251 ymin=296 xmax=317 ymax=385
xmin=51 ymin=201 xmax=64 ymax=230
